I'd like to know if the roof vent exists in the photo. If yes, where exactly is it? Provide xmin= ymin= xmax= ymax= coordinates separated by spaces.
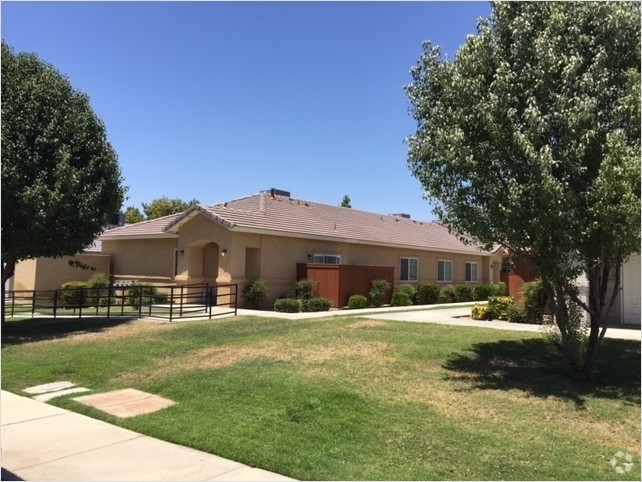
xmin=390 ymin=213 xmax=411 ymax=219
xmin=262 ymin=188 xmax=291 ymax=198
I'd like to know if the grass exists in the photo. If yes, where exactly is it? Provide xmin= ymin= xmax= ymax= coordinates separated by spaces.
xmin=2 ymin=315 xmax=640 ymax=480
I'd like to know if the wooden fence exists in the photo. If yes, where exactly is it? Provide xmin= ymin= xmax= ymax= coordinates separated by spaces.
xmin=297 ymin=263 xmax=394 ymax=308
xmin=500 ymin=259 xmax=539 ymax=301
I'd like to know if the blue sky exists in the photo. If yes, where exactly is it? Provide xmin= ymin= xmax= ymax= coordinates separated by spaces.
xmin=1 ymin=1 xmax=491 ymax=221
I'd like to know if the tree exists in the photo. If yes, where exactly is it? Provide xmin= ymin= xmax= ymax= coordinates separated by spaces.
xmin=1 ymin=42 xmax=126 ymax=322
xmin=405 ymin=2 xmax=640 ymax=379
xmin=124 ymin=206 xmax=145 ymax=224
xmin=340 ymin=195 xmax=352 ymax=208
xmin=141 ymin=197 xmax=199 ymax=220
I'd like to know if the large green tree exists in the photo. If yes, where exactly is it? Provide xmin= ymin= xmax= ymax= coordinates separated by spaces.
xmin=141 ymin=197 xmax=199 ymax=220
xmin=1 ymin=42 xmax=126 ymax=318
xmin=405 ymin=2 xmax=640 ymax=379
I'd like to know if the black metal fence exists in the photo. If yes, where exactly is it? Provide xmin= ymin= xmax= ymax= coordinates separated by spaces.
xmin=3 ymin=283 xmax=237 ymax=322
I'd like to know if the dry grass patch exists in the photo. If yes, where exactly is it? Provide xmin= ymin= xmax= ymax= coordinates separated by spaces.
xmin=344 ymin=319 xmax=389 ymax=330
xmin=116 ymin=338 xmax=394 ymax=385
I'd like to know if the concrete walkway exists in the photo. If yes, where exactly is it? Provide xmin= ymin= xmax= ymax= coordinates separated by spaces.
xmin=363 ymin=306 xmax=641 ymax=340
xmin=1 ymin=391 xmax=295 ymax=481
xmin=236 ymin=304 xmax=640 ymax=341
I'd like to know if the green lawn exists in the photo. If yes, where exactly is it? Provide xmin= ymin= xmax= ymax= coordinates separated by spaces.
xmin=2 ymin=315 xmax=640 ymax=480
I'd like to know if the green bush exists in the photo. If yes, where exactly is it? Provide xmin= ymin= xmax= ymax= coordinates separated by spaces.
xmin=491 ymin=282 xmax=507 ymax=296
xmin=347 ymin=295 xmax=368 ymax=309
xmin=127 ymin=285 xmax=167 ymax=306
xmin=304 ymin=297 xmax=332 ymax=312
xmin=369 ymin=279 xmax=391 ymax=307
xmin=487 ymin=296 xmax=514 ymax=320
xmin=521 ymin=279 xmax=548 ymax=324
xmin=60 ymin=281 xmax=89 ymax=308
xmin=506 ymin=303 xmax=529 ymax=324
xmin=473 ymin=284 xmax=495 ymax=301
xmin=471 ymin=304 xmax=492 ymax=320
xmin=438 ymin=285 xmax=456 ymax=303
xmin=87 ymin=272 xmax=109 ymax=289
xmin=242 ymin=279 xmax=267 ymax=309
xmin=454 ymin=284 xmax=474 ymax=302
xmin=274 ymin=298 xmax=301 ymax=313
xmin=86 ymin=272 xmax=110 ymax=306
xmin=391 ymin=291 xmax=412 ymax=307
xmin=415 ymin=284 xmax=440 ymax=305
xmin=295 ymin=278 xmax=316 ymax=300
xmin=397 ymin=284 xmax=416 ymax=303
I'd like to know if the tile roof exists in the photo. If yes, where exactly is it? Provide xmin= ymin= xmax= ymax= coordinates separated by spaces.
xmin=100 ymin=213 xmax=181 ymax=239
xmin=101 ymin=192 xmax=490 ymax=255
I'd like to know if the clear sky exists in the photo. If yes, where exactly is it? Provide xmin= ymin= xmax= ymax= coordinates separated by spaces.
xmin=1 ymin=1 xmax=491 ymax=222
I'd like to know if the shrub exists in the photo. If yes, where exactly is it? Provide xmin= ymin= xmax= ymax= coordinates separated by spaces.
xmin=242 ymin=279 xmax=267 ymax=309
xmin=86 ymin=272 xmax=110 ymax=306
xmin=454 ymin=284 xmax=474 ymax=302
xmin=487 ymin=296 xmax=514 ymax=320
xmin=438 ymin=285 xmax=456 ymax=303
xmin=128 ymin=285 xmax=167 ymax=306
xmin=391 ymin=291 xmax=412 ymax=307
xmin=397 ymin=284 xmax=416 ymax=303
xmin=295 ymin=278 xmax=316 ymax=300
xmin=491 ymin=282 xmax=507 ymax=296
xmin=471 ymin=304 xmax=492 ymax=320
xmin=521 ymin=279 xmax=548 ymax=324
xmin=506 ymin=303 xmax=529 ymax=324
xmin=415 ymin=284 xmax=440 ymax=305
xmin=304 ymin=297 xmax=332 ymax=312
xmin=60 ymin=281 xmax=89 ymax=308
xmin=274 ymin=298 xmax=301 ymax=313
xmin=369 ymin=279 xmax=391 ymax=307
xmin=347 ymin=294 xmax=367 ymax=309
xmin=86 ymin=272 xmax=109 ymax=289
xmin=473 ymin=284 xmax=495 ymax=301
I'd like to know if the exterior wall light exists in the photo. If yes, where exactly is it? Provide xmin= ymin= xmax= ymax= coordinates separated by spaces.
xmin=221 ymin=249 xmax=227 ymax=257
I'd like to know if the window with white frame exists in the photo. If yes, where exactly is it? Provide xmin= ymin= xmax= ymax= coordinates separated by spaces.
xmin=400 ymin=257 xmax=418 ymax=282
xmin=437 ymin=260 xmax=452 ymax=282
xmin=312 ymin=254 xmax=341 ymax=264
xmin=465 ymin=261 xmax=478 ymax=282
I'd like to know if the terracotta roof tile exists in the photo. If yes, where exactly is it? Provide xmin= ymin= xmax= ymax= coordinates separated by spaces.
xmin=101 ymin=193 xmax=489 ymax=255
xmin=100 ymin=213 xmax=181 ymax=238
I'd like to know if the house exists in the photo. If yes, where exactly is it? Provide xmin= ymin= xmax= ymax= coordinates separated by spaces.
xmin=99 ymin=189 xmax=503 ymax=307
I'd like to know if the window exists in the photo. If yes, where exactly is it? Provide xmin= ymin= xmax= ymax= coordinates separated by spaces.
xmin=465 ymin=262 xmax=478 ymax=282
xmin=400 ymin=257 xmax=418 ymax=282
xmin=437 ymin=260 xmax=452 ymax=282
xmin=312 ymin=254 xmax=341 ymax=264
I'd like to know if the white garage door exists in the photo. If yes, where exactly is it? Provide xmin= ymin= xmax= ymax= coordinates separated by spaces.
xmin=622 ymin=254 xmax=641 ymax=326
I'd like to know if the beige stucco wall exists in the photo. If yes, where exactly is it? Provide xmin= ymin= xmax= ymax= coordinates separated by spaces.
xmin=102 ymin=237 xmax=177 ymax=283
xmin=13 ymin=254 xmax=111 ymax=292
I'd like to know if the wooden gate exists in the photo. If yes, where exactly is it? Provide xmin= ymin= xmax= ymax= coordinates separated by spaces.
xmin=297 ymin=263 xmax=394 ymax=308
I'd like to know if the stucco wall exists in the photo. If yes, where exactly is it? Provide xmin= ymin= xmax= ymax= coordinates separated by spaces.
xmin=102 ymin=237 xmax=177 ymax=282
xmin=13 ymin=254 xmax=111 ymax=292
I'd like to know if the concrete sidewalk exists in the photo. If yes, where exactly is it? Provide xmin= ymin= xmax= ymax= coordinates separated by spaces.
xmin=0 ymin=391 xmax=295 ymax=481
xmin=366 ymin=307 xmax=641 ymax=340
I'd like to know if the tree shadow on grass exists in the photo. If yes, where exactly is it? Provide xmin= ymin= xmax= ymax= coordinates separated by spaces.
xmin=442 ymin=337 xmax=641 ymax=409
xmin=1 ymin=316 xmax=139 ymax=346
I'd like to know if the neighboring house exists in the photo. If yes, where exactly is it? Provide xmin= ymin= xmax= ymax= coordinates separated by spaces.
xmin=99 ymin=189 xmax=503 ymax=308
